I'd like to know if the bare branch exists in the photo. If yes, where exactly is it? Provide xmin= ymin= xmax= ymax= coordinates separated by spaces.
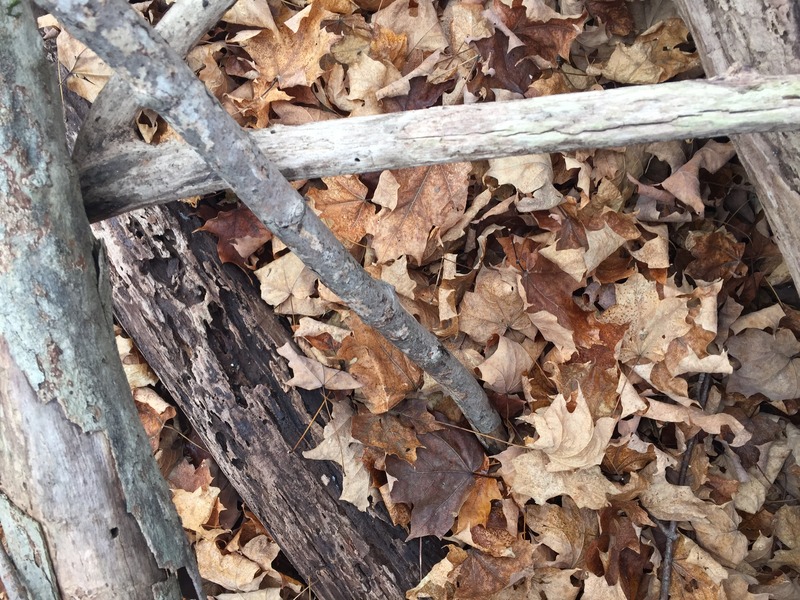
xmin=77 ymin=73 xmax=800 ymax=221
xmin=72 ymin=0 xmax=234 ymax=163
xmin=39 ymin=0 xmax=505 ymax=443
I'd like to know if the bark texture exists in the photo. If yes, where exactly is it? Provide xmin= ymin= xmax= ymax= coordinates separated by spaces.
xmin=93 ymin=203 xmax=444 ymax=600
xmin=0 ymin=1 xmax=203 ymax=598
xmin=78 ymin=73 xmax=800 ymax=221
xmin=674 ymin=0 xmax=800 ymax=286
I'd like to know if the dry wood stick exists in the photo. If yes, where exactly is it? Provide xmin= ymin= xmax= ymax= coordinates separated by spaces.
xmin=78 ymin=73 xmax=800 ymax=221
xmin=71 ymin=0 xmax=234 ymax=164
xmin=38 ymin=0 xmax=506 ymax=444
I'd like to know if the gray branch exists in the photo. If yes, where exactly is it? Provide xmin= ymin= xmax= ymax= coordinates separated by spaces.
xmin=38 ymin=0 xmax=506 ymax=442
xmin=76 ymin=73 xmax=800 ymax=221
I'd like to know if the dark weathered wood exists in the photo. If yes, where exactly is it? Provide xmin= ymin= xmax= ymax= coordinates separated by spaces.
xmin=0 ymin=1 xmax=203 ymax=597
xmin=94 ymin=203 xmax=444 ymax=600
xmin=674 ymin=0 xmax=800 ymax=286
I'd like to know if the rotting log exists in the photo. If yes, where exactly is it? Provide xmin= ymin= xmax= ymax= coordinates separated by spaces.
xmin=674 ymin=0 xmax=800 ymax=286
xmin=0 ymin=1 xmax=204 ymax=597
xmin=93 ymin=203 xmax=445 ymax=599
xmin=79 ymin=73 xmax=800 ymax=222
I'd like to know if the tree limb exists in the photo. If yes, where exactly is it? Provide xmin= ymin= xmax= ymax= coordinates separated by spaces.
xmin=77 ymin=73 xmax=800 ymax=221
xmin=72 ymin=0 xmax=235 ymax=164
xmin=37 ymin=0 xmax=505 ymax=443
xmin=0 ymin=1 xmax=203 ymax=597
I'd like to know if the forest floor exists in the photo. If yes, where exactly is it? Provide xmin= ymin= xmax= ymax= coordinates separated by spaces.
xmin=38 ymin=0 xmax=800 ymax=598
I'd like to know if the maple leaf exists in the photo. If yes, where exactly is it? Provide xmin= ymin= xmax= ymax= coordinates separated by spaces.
xmin=476 ymin=335 xmax=534 ymax=395
xmin=520 ymin=388 xmax=616 ymax=471
xmin=306 ymin=175 xmax=375 ymax=248
xmin=450 ymin=540 xmax=538 ymax=598
xmin=386 ymin=424 xmax=486 ymax=539
xmin=254 ymin=252 xmax=328 ymax=316
xmin=351 ymin=398 xmax=443 ymax=463
xmin=197 ymin=205 xmax=272 ymax=269
xmin=195 ymin=536 xmax=266 ymax=592
xmin=338 ymin=312 xmax=423 ymax=413
xmin=133 ymin=387 xmax=176 ymax=453
xmin=276 ymin=342 xmax=361 ymax=390
xmin=240 ymin=2 xmax=340 ymax=89
xmin=56 ymin=29 xmax=112 ymax=102
xmin=661 ymin=140 xmax=736 ymax=213
xmin=586 ymin=0 xmax=634 ymax=36
xmin=498 ymin=446 xmax=621 ymax=510
xmin=372 ymin=0 xmax=449 ymax=53
xmin=367 ymin=162 xmax=472 ymax=265
xmin=526 ymin=496 xmax=598 ymax=567
xmin=684 ymin=228 xmax=747 ymax=282
xmin=601 ymin=18 xmax=700 ymax=84
xmin=303 ymin=401 xmax=371 ymax=511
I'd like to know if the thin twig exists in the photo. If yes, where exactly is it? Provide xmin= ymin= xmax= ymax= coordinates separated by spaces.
xmin=659 ymin=373 xmax=712 ymax=600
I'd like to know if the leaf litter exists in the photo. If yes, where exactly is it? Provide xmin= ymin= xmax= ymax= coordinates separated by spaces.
xmin=53 ymin=0 xmax=800 ymax=597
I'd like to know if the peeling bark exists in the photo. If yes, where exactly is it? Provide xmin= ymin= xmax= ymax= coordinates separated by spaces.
xmin=0 ymin=1 xmax=203 ymax=597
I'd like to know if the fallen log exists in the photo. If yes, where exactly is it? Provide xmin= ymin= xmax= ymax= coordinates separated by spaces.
xmin=80 ymin=73 xmax=800 ymax=222
xmin=93 ymin=203 xmax=444 ymax=599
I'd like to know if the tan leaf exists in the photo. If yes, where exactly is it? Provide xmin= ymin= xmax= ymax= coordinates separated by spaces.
xmin=255 ymin=252 xmax=327 ymax=316
xmin=661 ymin=141 xmax=736 ymax=213
xmin=116 ymin=334 xmax=158 ymax=388
xmin=57 ymin=29 xmax=112 ymax=102
xmin=727 ymin=328 xmax=800 ymax=401
xmin=276 ymin=342 xmax=362 ymax=390
xmin=367 ymin=163 xmax=471 ymax=264
xmin=459 ymin=266 xmax=538 ymax=344
xmin=476 ymin=336 xmax=533 ymax=395
xmin=499 ymin=447 xmax=621 ymax=509
xmin=240 ymin=2 xmax=340 ymax=88
xmin=172 ymin=486 xmax=221 ymax=533
xmin=484 ymin=154 xmax=557 ymax=195
xmin=307 ymin=175 xmax=374 ymax=248
xmin=373 ymin=0 xmax=449 ymax=53
xmin=223 ymin=0 xmax=278 ymax=31
xmin=520 ymin=388 xmax=616 ymax=471
xmin=303 ymin=401 xmax=371 ymax=511
xmin=338 ymin=312 xmax=423 ymax=413
xmin=195 ymin=537 xmax=265 ymax=592
xmin=643 ymin=399 xmax=751 ymax=447
xmin=133 ymin=387 xmax=176 ymax=452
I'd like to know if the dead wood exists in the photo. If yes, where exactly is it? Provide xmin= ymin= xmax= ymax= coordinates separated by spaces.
xmin=78 ymin=73 xmax=800 ymax=222
xmin=93 ymin=203 xmax=445 ymax=600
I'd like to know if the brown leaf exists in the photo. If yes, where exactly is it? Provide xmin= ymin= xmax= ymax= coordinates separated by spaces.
xmin=338 ymin=312 xmax=423 ymax=413
xmin=197 ymin=205 xmax=272 ymax=269
xmin=276 ymin=342 xmax=362 ymax=390
xmin=450 ymin=540 xmax=537 ymax=598
xmin=527 ymin=496 xmax=598 ymax=567
xmin=586 ymin=0 xmax=634 ymax=36
xmin=454 ymin=477 xmax=503 ymax=535
xmin=661 ymin=141 xmax=736 ymax=213
xmin=386 ymin=424 xmax=486 ymax=539
xmin=684 ymin=228 xmax=746 ymax=282
xmin=307 ymin=175 xmax=375 ymax=248
xmin=133 ymin=387 xmax=176 ymax=453
xmin=240 ymin=2 xmax=340 ymax=89
xmin=351 ymin=408 xmax=424 ymax=463
xmin=367 ymin=163 xmax=472 ymax=264
xmin=727 ymin=328 xmax=800 ymax=401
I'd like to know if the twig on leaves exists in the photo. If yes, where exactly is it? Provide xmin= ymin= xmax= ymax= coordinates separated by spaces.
xmin=659 ymin=373 xmax=713 ymax=600
xmin=39 ymin=0 xmax=505 ymax=449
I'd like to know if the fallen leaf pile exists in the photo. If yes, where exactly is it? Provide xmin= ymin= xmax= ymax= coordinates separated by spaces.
xmin=57 ymin=0 xmax=800 ymax=598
